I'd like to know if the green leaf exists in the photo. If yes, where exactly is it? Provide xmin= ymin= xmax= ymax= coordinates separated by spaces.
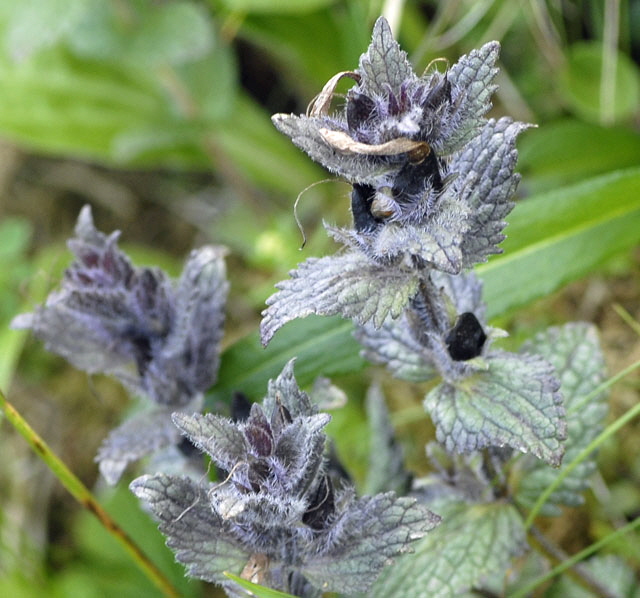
xmin=369 ymin=502 xmax=526 ymax=598
xmin=558 ymin=41 xmax=640 ymax=124
xmin=424 ymin=351 xmax=566 ymax=466
xmin=513 ymin=323 xmax=608 ymax=515
xmin=238 ymin=8 xmax=368 ymax=92
xmin=214 ymin=94 xmax=325 ymax=196
xmin=127 ymin=3 xmax=213 ymax=67
xmin=261 ymin=252 xmax=419 ymax=345
xmin=220 ymin=0 xmax=337 ymax=14
xmin=518 ymin=119 xmax=640 ymax=194
xmin=4 ymin=0 xmax=91 ymax=60
xmin=478 ymin=167 xmax=640 ymax=318
xmin=206 ymin=315 xmax=365 ymax=408
xmin=223 ymin=573 xmax=297 ymax=598
xmin=67 ymin=0 xmax=213 ymax=67
xmin=364 ymin=384 xmax=411 ymax=495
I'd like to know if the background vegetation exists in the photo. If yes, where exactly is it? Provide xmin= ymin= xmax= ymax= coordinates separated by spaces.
xmin=0 ymin=0 xmax=639 ymax=596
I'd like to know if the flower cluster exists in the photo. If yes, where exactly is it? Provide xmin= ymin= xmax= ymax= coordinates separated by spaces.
xmin=261 ymin=18 xmax=567 ymax=467
xmin=12 ymin=205 xmax=228 ymax=483
xmin=131 ymin=361 xmax=439 ymax=597
xmin=261 ymin=18 xmax=528 ymax=346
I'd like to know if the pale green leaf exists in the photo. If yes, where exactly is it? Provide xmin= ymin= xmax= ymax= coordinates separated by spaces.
xmin=558 ymin=41 xmax=640 ymax=124
xmin=357 ymin=16 xmax=414 ymax=96
xmin=364 ymin=384 xmax=411 ymax=495
xmin=479 ymin=168 xmax=640 ymax=318
xmin=220 ymin=0 xmax=337 ymax=13
xmin=424 ymin=351 xmax=566 ymax=466
xmin=206 ymin=315 xmax=365 ymax=408
xmin=5 ymin=0 xmax=91 ymax=60
xmin=261 ymin=252 xmax=419 ymax=345
xmin=514 ymin=323 xmax=608 ymax=515
xmin=369 ymin=502 xmax=526 ymax=598
xmin=128 ymin=3 xmax=213 ymax=67
xmin=518 ymin=119 xmax=640 ymax=194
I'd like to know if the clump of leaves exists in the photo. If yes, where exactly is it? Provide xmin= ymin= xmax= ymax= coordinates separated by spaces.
xmin=12 ymin=205 xmax=229 ymax=483
xmin=131 ymin=361 xmax=439 ymax=597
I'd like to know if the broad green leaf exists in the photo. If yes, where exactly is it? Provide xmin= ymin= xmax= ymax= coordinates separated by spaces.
xmin=206 ymin=315 xmax=365 ymax=408
xmin=518 ymin=119 xmax=640 ymax=193
xmin=238 ymin=9 xmax=368 ymax=93
xmin=424 ymin=351 xmax=565 ymax=466
xmin=478 ymin=167 xmax=640 ymax=318
xmin=261 ymin=252 xmax=419 ymax=345
xmin=0 ymin=46 xmax=168 ymax=161
xmin=220 ymin=0 xmax=336 ymax=12
xmin=214 ymin=94 xmax=325 ymax=196
xmin=513 ymin=323 xmax=608 ymax=515
xmin=127 ymin=3 xmax=213 ymax=67
xmin=67 ymin=0 xmax=213 ymax=67
xmin=369 ymin=502 xmax=526 ymax=598
xmin=558 ymin=41 xmax=640 ymax=124
xmin=4 ymin=0 xmax=91 ymax=60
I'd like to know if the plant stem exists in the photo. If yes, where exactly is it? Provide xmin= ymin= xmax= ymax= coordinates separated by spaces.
xmin=525 ymin=358 xmax=640 ymax=527
xmin=529 ymin=525 xmax=618 ymax=598
xmin=0 ymin=389 xmax=180 ymax=598
xmin=508 ymin=516 xmax=640 ymax=598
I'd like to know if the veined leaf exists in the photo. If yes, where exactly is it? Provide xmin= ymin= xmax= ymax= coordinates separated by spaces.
xmin=479 ymin=167 xmax=640 ymax=318
xmin=424 ymin=351 xmax=565 ymax=466
xmin=369 ymin=502 xmax=526 ymax=598
xmin=513 ymin=323 xmax=608 ymax=515
xmin=206 ymin=315 xmax=364 ymax=409
xmin=261 ymin=252 xmax=419 ymax=345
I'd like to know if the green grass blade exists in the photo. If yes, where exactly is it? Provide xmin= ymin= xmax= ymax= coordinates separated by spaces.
xmin=479 ymin=167 xmax=640 ymax=318
xmin=0 ymin=389 xmax=180 ymax=598
xmin=509 ymin=515 xmax=640 ymax=598
xmin=207 ymin=314 xmax=365 ymax=407
xmin=523 ymin=358 xmax=640 ymax=529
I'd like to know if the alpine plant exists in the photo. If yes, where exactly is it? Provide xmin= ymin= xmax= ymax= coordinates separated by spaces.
xmin=261 ymin=18 xmax=567 ymax=466
xmin=12 ymin=205 xmax=229 ymax=483
xmin=130 ymin=361 xmax=439 ymax=597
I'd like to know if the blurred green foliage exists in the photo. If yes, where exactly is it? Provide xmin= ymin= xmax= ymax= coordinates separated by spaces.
xmin=0 ymin=0 xmax=639 ymax=596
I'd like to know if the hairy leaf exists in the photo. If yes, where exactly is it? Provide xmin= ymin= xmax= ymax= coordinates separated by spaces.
xmin=514 ymin=323 xmax=607 ymax=514
xmin=424 ymin=351 xmax=566 ymax=466
xmin=130 ymin=474 xmax=247 ymax=585
xmin=453 ymin=118 xmax=527 ymax=268
xmin=369 ymin=502 xmax=526 ymax=598
xmin=261 ymin=252 xmax=418 ymax=345
xmin=302 ymin=493 xmax=440 ymax=594
xmin=441 ymin=41 xmax=500 ymax=153
xmin=172 ymin=411 xmax=248 ymax=473
xmin=96 ymin=406 xmax=182 ymax=485
xmin=355 ymin=313 xmax=436 ymax=382
xmin=271 ymin=113 xmax=389 ymax=184
xmin=357 ymin=17 xmax=415 ymax=97
xmin=372 ymin=198 xmax=471 ymax=273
